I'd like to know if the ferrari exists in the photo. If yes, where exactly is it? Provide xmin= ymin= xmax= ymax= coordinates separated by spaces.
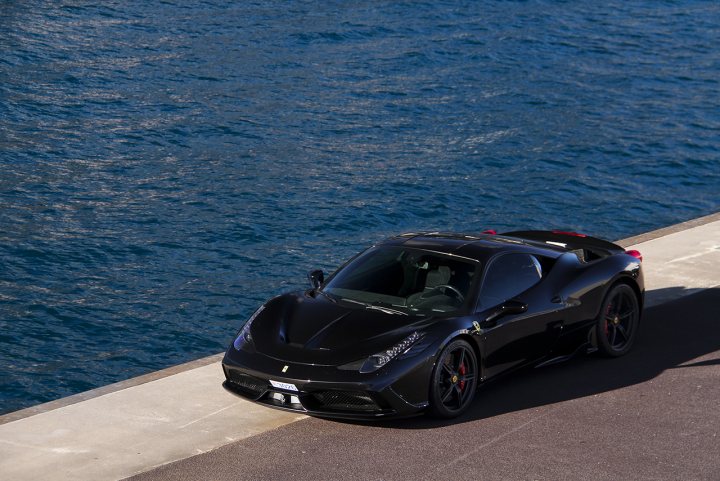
xmin=222 ymin=230 xmax=644 ymax=419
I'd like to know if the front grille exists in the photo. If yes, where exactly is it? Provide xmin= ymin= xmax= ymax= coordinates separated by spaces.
xmin=226 ymin=370 xmax=268 ymax=398
xmin=310 ymin=390 xmax=380 ymax=412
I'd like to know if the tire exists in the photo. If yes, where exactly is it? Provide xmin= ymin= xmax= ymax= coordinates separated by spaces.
xmin=596 ymin=283 xmax=640 ymax=357
xmin=428 ymin=339 xmax=478 ymax=418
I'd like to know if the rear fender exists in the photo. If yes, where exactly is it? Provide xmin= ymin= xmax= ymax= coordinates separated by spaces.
xmin=579 ymin=254 xmax=643 ymax=321
xmin=555 ymin=253 xmax=641 ymax=322
xmin=597 ymin=271 xmax=645 ymax=320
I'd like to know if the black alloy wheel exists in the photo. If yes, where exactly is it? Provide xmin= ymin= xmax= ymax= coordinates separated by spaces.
xmin=596 ymin=283 xmax=640 ymax=357
xmin=429 ymin=339 xmax=478 ymax=418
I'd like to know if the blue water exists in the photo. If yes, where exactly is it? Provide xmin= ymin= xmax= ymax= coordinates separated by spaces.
xmin=1 ymin=1 xmax=718 ymax=414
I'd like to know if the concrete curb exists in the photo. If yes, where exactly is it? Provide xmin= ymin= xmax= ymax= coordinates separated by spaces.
xmin=616 ymin=211 xmax=720 ymax=248
xmin=0 ymin=354 xmax=222 ymax=426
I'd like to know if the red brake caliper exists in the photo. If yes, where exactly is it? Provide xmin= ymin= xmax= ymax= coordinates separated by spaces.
xmin=458 ymin=362 xmax=466 ymax=391
xmin=604 ymin=302 xmax=612 ymax=336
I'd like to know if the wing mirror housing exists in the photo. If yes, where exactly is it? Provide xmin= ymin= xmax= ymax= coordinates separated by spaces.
xmin=307 ymin=269 xmax=325 ymax=289
xmin=481 ymin=299 xmax=528 ymax=328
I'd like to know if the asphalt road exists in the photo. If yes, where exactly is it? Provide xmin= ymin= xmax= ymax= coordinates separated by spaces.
xmin=128 ymin=288 xmax=720 ymax=481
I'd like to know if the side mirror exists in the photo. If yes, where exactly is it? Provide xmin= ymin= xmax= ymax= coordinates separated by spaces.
xmin=307 ymin=269 xmax=324 ymax=289
xmin=481 ymin=299 xmax=528 ymax=328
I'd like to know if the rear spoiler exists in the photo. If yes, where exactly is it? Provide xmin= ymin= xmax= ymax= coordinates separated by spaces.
xmin=501 ymin=230 xmax=625 ymax=253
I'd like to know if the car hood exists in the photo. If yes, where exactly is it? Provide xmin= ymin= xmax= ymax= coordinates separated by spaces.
xmin=251 ymin=291 xmax=434 ymax=366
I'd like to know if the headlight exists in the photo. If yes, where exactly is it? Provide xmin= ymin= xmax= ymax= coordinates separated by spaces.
xmin=360 ymin=331 xmax=422 ymax=373
xmin=233 ymin=305 xmax=265 ymax=350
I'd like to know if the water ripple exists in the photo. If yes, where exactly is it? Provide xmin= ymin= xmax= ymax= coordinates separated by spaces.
xmin=1 ymin=0 xmax=719 ymax=413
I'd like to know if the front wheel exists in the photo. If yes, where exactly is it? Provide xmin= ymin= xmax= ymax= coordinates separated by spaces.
xmin=428 ymin=339 xmax=478 ymax=418
xmin=596 ymin=283 xmax=640 ymax=357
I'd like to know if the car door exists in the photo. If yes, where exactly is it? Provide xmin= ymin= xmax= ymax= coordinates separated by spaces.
xmin=475 ymin=253 xmax=560 ymax=379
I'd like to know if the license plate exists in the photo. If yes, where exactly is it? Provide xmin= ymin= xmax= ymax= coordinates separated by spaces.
xmin=269 ymin=380 xmax=298 ymax=392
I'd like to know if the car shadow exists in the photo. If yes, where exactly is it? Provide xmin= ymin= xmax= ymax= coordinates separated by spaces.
xmin=346 ymin=286 xmax=720 ymax=429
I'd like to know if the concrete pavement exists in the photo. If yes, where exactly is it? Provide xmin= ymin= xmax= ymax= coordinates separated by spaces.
xmin=616 ymin=211 xmax=720 ymax=307
xmin=126 ymin=287 xmax=720 ymax=481
xmin=0 ymin=359 xmax=304 ymax=480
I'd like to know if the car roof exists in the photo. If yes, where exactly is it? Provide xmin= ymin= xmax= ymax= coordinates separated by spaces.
xmin=380 ymin=232 xmax=567 ymax=263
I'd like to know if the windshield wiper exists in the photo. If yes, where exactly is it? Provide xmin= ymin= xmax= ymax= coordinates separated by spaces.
xmin=366 ymin=304 xmax=408 ymax=316
xmin=339 ymin=298 xmax=407 ymax=316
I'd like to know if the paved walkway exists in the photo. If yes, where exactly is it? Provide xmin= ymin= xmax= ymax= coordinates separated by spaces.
xmin=0 ymin=213 xmax=718 ymax=481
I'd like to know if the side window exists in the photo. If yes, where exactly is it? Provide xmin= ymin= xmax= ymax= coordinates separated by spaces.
xmin=478 ymin=253 xmax=542 ymax=310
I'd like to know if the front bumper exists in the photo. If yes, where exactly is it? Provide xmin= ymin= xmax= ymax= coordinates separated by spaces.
xmin=221 ymin=348 xmax=433 ymax=420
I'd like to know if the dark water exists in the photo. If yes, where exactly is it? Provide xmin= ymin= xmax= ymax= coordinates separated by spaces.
xmin=1 ymin=1 xmax=718 ymax=414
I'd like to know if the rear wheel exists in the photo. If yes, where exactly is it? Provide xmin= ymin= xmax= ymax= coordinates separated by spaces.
xmin=428 ymin=339 xmax=478 ymax=418
xmin=596 ymin=283 xmax=639 ymax=357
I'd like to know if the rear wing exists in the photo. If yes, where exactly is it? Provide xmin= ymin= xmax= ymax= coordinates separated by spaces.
xmin=501 ymin=230 xmax=625 ymax=263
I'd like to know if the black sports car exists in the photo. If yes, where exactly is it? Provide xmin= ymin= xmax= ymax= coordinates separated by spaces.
xmin=222 ymin=230 xmax=644 ymax=419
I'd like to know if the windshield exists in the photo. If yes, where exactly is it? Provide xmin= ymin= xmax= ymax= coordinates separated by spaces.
xmin=322 ymin=246 xmax=479 ymax=315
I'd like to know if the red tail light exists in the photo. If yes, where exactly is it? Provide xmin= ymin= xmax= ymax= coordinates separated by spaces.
xmin=552 ymin=230 xmax=587 ymax=237
xmin=625 ymin=249 xmax=643 ymax=262
xmin=482 ymin=229 xmax=497 ymax=235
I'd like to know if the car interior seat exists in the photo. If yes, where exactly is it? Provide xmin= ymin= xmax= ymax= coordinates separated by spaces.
xmin=424 ymin=265 xmax=452 ymax=291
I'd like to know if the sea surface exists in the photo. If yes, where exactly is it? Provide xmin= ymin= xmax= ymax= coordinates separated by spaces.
xmin=1 ymin=1 xmax=718 ymax=414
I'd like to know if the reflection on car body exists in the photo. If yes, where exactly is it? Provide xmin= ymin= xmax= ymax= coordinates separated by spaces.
xmin=222 ymin=230 xmax=644 ymax=419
